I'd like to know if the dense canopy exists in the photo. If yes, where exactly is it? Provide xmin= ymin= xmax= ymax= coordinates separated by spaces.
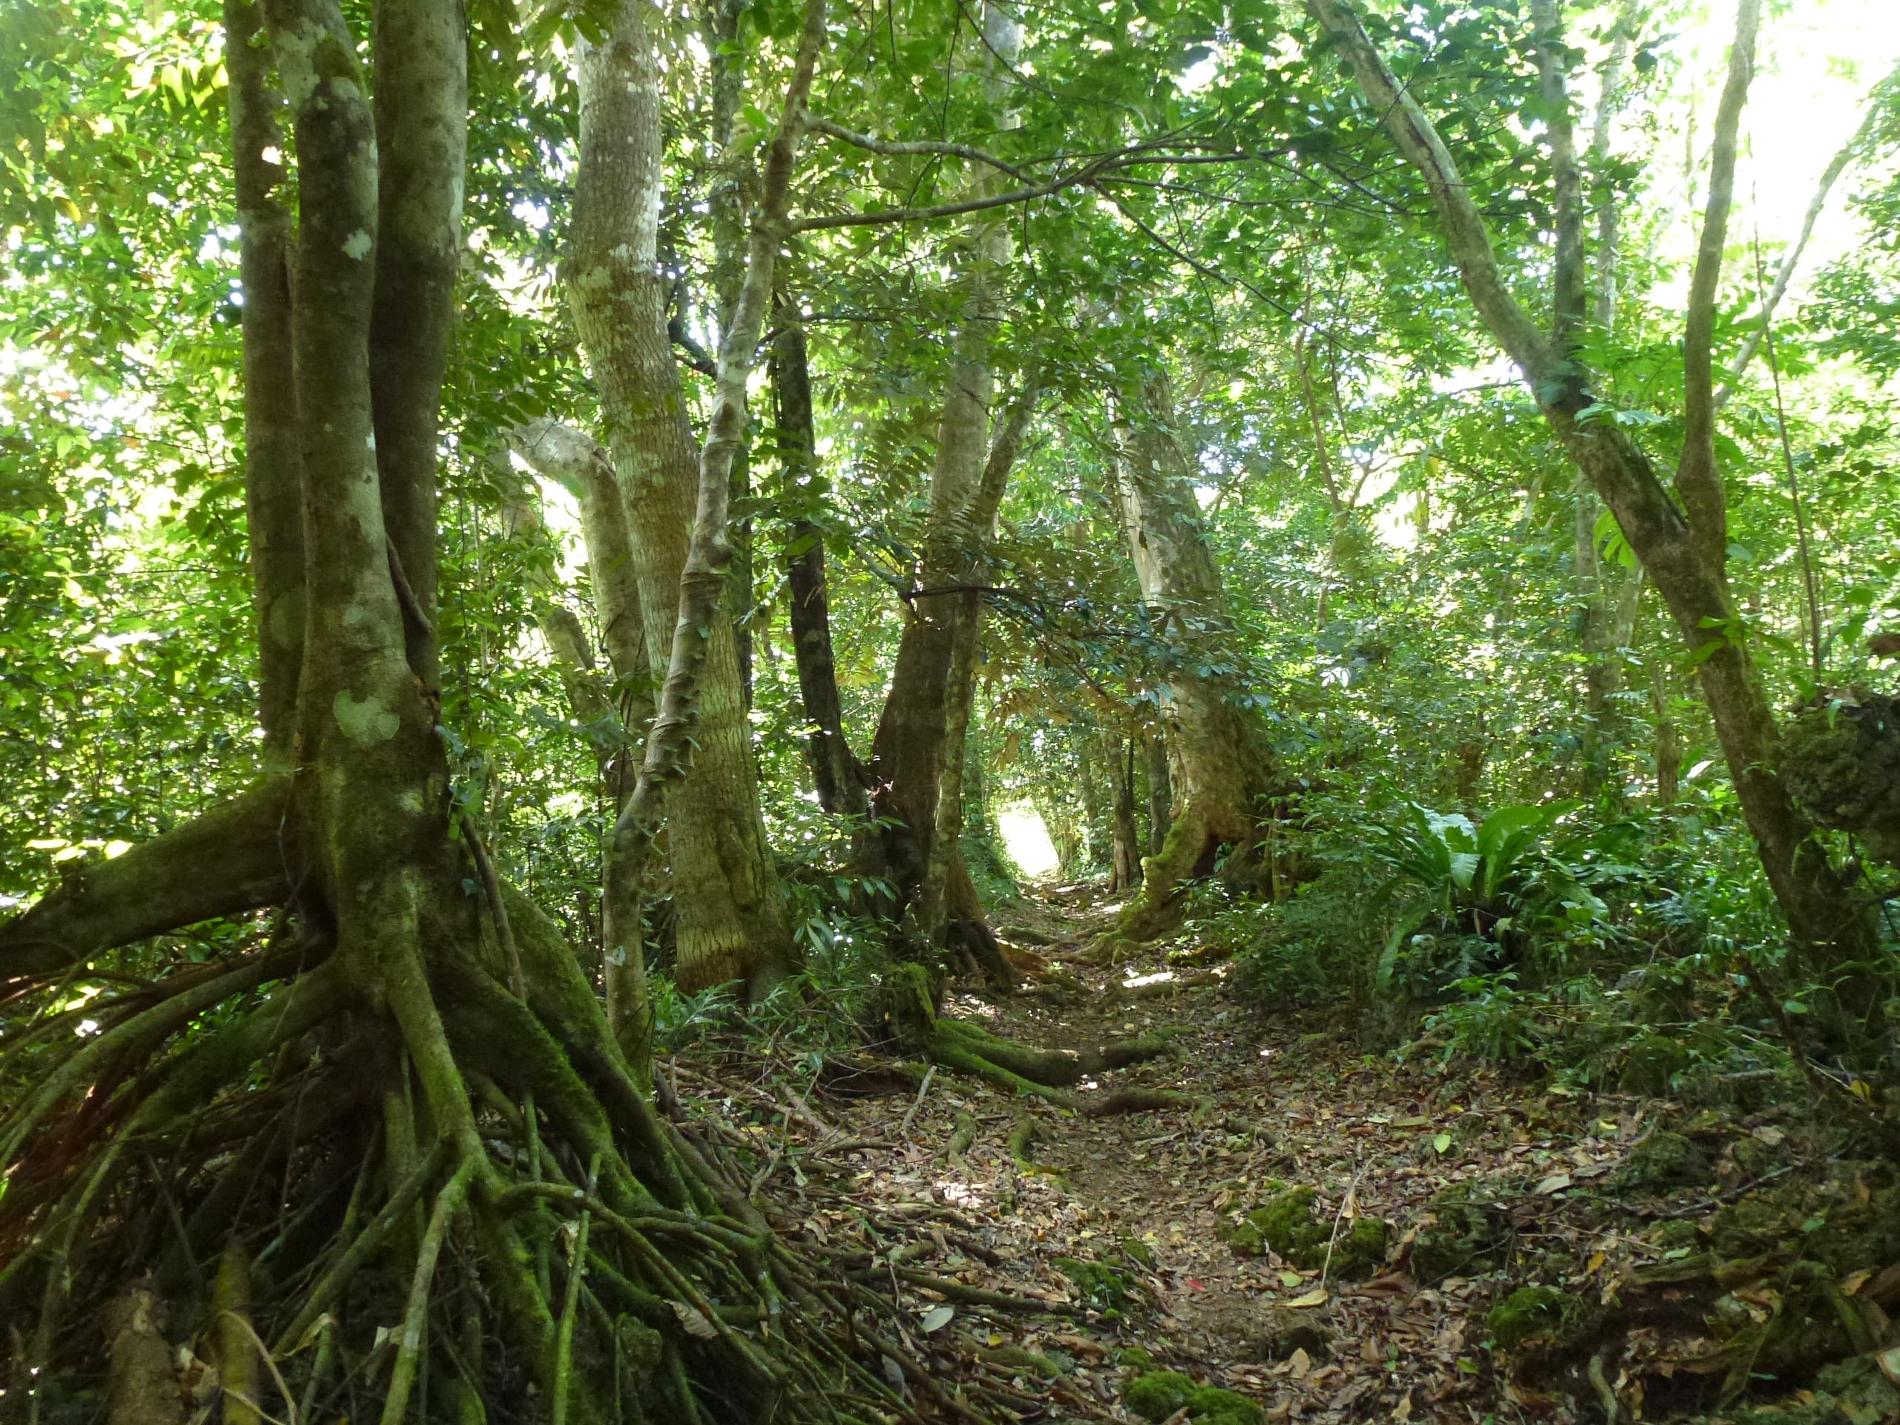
xmin=4 ymin=0 xmax=1900 ymax=1420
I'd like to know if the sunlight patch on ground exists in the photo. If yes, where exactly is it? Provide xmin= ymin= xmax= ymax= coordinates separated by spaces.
xmin=996 ymin=802 xmax=1059 ymax=879
xmin=1121 ymin=970 xmax=1176 ymax=990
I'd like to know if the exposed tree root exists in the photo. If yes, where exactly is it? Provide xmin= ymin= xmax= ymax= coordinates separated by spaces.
xmin=877 ymin=963 xmax=1189 ymax=1117
xmin=0 ymin=844 xmax=1014 ymax=1424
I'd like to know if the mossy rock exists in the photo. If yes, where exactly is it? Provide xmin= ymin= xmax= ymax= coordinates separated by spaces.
xmin=1708 ymin=1261 xmax=1882 ymax=1390
xmin=1124 ymin=1370 xmax=1195 ymax=1422
xmin=1220 ymin=1184 xmax=1390 ymax=1278
xmin=1616 ymin=1130 xmax=1714 ymax=1191
xmin=1486 ymin=1284 xmax=1597 ymax=1352
xmin=1122 ymin=1371 xmax=1263 ymax=1425
xmin=1815 ymin=1355 xmax=1900 ymax=1424
xmin=1412 ymin=1186 xmax=1506 ymax=1281
xmin=1711 ymin=1171 xmax=1900 ymax=1277
xmin=1618 ymin=1032 xmax=1691 ymax=1096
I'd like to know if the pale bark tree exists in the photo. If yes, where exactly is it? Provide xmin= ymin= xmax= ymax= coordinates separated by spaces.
xmin=1307 ymin=0 xmax=1881 ymax=1027
xmin=565 ymin=0 xmax=795 ymax=1004
xmin=504 ymin=420 xmax=656 ymax=1054
xmin=1106 ymin=363 xmax=1280 ymax=940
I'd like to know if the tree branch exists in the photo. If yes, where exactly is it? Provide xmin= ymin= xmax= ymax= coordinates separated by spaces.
xmin=1530 ymin=0 xmax=1585 ymax=352
xmin=807 ymin=116 xmax=1030 ymax=182
xmin=1303 ymin=0 xmax=1564 ymax=396
xmin=1675 ymin=0 xmax=1760 ymax=573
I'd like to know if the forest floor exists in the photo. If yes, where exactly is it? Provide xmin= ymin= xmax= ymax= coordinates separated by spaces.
xmin=674 ymin=882 xmax=1899 ymax=1425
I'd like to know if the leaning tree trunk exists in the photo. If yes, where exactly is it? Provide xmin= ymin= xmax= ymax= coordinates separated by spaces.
xmin=1106 ymin=363 xmax=1280 ymax=941
xmin=1308 ymin=0 xmax=1881 ymax=1029
xmin=503 ymin=419 xmax=658 ymax=1061
xmin=564 ymin=0 xmax=794 ymax=1000
xmin=0 ymin=2 xmax=971 ymax=1417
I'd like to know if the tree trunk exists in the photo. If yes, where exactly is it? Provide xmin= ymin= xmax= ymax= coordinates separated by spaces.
xmin=1 ymin=2 xmax=930 ymax=1416
xmin=1109 ymin=737 xmax=1143 ymax=893
xmin=225 ymin=0 xmax=302 ymax=767
xmin=565 ymin=0 xmax=793 ymax=1000
xmin=706 ymin=0 xmax=755 ymax=707
xmin=860 ymin=4 xmax=1026 ymax=977
xmin=771 ymin=300 xmax=870 ymax=817
xmin=501 ymin=423 xmax=655 ymax=1050
xmin=1144 ymin=726 xmax=1172 ymax=855
xmin=1106 ymin=363 xmax=1279 ymax=939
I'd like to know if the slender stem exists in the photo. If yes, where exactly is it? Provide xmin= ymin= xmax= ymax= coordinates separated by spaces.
xmin=380 ymin=1157 xmax=477 ymax=1425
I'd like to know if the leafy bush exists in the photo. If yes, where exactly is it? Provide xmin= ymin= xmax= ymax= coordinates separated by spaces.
xmin=1229 ymin=863 xmax=1384 ymax=1008
xmin=1365 ymin=799 xmax=1610 ymax=992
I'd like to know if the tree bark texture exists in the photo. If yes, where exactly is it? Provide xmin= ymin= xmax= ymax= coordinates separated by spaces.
xmin=771 ymin=303 xmax=870 ymax=817
xmin=224 ymin=0 xmax=304 ymax=766
xmin=862 ymin=1 xmax=1024 ymax=972
xmin=565 ymin=0 xmax=795 ymax=1000
xmin=1107 ymin=363 xmax=1279 ymax=937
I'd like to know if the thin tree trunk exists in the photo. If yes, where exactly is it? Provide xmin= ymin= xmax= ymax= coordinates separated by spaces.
xmin=225 ymin=0 xmax=303 ymax=767
xmin=566 ymin=0 xmax=796 ymax=1005
xmin=706 ymin=0 xmax=756 ymax=706
xmin=771 ymin=300 xmax=869 ymax=817
xmin=1109 ymin=737 xmax=1143 ymax=892
xmin=501 ymin=426 xmax=655 ymax=1039
xmin=1143 ymin=727 xmax=1172 ymax=855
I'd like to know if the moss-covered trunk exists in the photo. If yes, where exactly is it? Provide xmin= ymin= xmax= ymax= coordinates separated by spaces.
xmin=1107 ymin=364 xmax=1280 ymax=938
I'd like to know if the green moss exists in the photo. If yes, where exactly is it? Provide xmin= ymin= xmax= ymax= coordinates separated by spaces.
xmin=1412 ymin=1186 xmax=1506 ymax=1281
xmin=1184 ymin=1386 xmax=1264 ymax=1425
xmin=1709 ymin=1262 xmax=1880 ymax=1392
xmin=1711 ymin=1172 xmax=1900 ymax=1277
xmin=1617 ymin=1032 xmax=1690 ymax=1096
xmin=880 ymin=961 xmax=938 ymax=1048
xmin=1335 ymin=1217 xmax=1390 ymax=1275
xmin=1054 ymin=1256 xmax=1130 ymax=1314
xmin=1124 ymin=1370 xmax=1196 ymax=1421
xmin=1119 ymin=1234 xmax=1158 ymax=1269
xmin=1122 ymin=1371 xmax=1263 ymax=1425
xmin=1617 ymin=1130 xmax=1714 ymax=1190
xmin=1221 ymin=1184 xmax=1388 ymax=1277
xmin=1486 ymin=1284 xmax=1594 ymax=1351
xmin=1115 ymin=1346 xmax=1156 ymax=1370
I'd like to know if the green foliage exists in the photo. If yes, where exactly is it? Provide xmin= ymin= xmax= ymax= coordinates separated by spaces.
xmin=1367 ymin=798 xmax=1603 ymax=991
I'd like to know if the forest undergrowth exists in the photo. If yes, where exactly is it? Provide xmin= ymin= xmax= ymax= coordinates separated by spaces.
xmin=675 ymin=882 xmax=1900 ymax=1425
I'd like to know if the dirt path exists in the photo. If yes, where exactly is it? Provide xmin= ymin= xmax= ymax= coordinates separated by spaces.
xmin=684 ymin=883 xmax=1853 ymax=1424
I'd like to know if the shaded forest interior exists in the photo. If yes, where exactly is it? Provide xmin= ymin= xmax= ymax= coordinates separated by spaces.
xmin=4 ymin=0 xmax=1900 ymax=1421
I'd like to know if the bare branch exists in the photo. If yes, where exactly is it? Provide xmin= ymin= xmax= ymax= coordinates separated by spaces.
xmin=807 ymin=116 xmax=1029 ymax=182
